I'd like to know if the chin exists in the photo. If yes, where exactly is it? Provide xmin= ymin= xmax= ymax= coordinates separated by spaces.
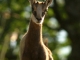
xmin=38 ymin=17 xmax=44 ymax=24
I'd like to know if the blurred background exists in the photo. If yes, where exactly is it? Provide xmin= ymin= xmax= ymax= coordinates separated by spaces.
xmin=0 ymin=0 xmax=80 ymax=60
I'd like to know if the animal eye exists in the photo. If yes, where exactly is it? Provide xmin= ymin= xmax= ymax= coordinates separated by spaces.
xmin=42 ymin=12 xmax=45 ymax=16
xmin=32 ymin=7 xmax=36 ymax=14
xmin=34 ymin=11 xmax=36 ymax=15
xmin=32 ymin=7 xmax=34 ymax=11
xmin=33 ymin=11 xmax=36 ymax=16
xmin=45 ymin=9 xmax=48 ymax=12
xmin=32 ymin=5 xmax=36 ymax=11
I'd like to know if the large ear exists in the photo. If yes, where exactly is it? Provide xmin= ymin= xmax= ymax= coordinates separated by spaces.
xmin=45 ymin=0 xmax=52 ymax=7
xmin=29 ymin=0 xmax=36 ymax=5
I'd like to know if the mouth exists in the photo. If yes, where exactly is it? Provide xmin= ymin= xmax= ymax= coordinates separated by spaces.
xmin=32 ymin=14 xmax=44 ymax=24
xmin=35 ymin=17 xmax=42 ymax=22
xmin=37 ymin=19 xmax=42 ymax=23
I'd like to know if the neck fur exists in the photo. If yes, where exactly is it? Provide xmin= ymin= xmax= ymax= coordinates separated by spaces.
xmin=21 ymin=18 xmax=43 ymax=59
xmin=27 ymin=17 xmax=43 ymax=43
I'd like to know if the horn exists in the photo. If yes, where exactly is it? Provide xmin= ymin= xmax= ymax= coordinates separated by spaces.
xmin=45 ymin=0 xmax=52 ymax=6
xmin=28 ymin=0 xmax=36 ymax=5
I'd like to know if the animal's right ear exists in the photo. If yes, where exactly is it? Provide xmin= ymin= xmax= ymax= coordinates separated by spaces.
xmin=45 ymin=0 xmax=52 ymax=7
xmin=29 ymin=0 xmax=36 ymax=5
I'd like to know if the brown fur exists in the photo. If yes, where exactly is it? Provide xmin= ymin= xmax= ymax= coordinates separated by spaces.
xmin=20 ymin=0 xmax=53 ymax=60
xmin=20 ymin=20 xmax=53 ymax=60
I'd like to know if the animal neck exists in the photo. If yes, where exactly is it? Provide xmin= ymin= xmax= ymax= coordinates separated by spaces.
xmin=27 ymin=17 xmax=43 ymax=43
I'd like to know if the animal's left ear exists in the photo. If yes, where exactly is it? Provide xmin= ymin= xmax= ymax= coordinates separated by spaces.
xmin=45 ymin=0 xmax=52 ymax=7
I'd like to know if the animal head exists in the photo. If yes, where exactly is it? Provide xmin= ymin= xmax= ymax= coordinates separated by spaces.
xmin=29 ymin=0 xmax=52 ymax=24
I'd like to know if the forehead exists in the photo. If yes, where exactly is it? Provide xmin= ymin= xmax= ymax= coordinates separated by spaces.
xmin=33 ymin=1 xmax=45 ymax=7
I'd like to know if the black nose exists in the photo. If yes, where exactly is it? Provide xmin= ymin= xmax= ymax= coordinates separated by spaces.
xmin=36 ymin=18 xmax=42 ymax=21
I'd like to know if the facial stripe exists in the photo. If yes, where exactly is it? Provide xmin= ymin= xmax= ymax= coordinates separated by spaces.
xmin=31 ymin=1 xmax=49 ymax=24
xmin=36 ymin=4 xmax=42 ymax=20
xmin=32 ymin=4 xmax=48 ymax=19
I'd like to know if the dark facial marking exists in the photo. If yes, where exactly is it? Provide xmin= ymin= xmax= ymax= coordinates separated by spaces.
xmin=31 ymin=2 xmax=48 ymax=21
xmin=32 ymin=7 xmax=36 ymax=16
xmin=42 ymin=9 xmax=48 ymax=16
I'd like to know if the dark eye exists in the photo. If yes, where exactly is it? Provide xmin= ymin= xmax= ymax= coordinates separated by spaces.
xmin=45 ymin=9 xmax=47 ymax=12
xmin=42 ymin=9 xmax=47 ymax=16
xmin=45 ymin=9 xmax=48 ymax=12
xmin=32 ymin=11 xmax=36 ymax=17
xmin=42 ymin=12 xmax=45 ymax=16
xmin=32 ymin=7 xmax=34 ymax=11
xmin=34 ymin=11 xmax=36 ymax=15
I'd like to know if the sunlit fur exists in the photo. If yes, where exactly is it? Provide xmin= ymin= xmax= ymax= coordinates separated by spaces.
xmin=20 ymin=0 xmax=53 ymax=60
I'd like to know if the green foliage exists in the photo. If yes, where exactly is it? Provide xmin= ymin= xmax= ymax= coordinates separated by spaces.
xmin=0 ymin=0 xmax=71 ymax=60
